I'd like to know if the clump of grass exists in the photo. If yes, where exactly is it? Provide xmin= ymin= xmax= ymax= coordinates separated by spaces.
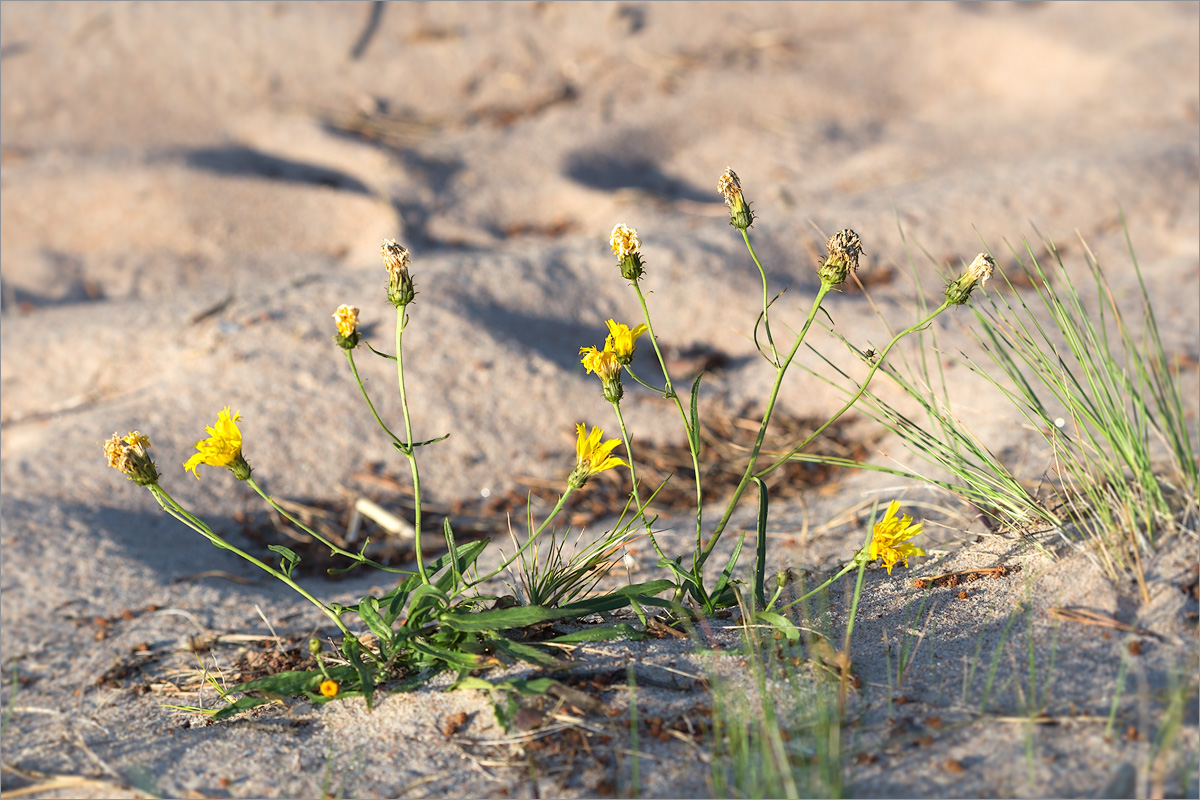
xmin=967 ymin=224 xmax=1197 ymax=590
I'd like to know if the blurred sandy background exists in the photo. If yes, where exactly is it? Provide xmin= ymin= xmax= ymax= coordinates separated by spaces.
xmin=1 ymin=2 xmax=1197 ymax=797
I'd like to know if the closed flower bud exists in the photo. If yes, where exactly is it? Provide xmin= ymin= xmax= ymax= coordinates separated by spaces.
xmin=610 ymin=224 xmax=645 ymax=281
xmin=717 ymin=167 xmax=754 ymax=231
xmin=818 ymin=229 xmax=863 ymax=289
xmin=332 ymin=304 xmax=361 ymax=350
xmin=308 ymin=637 xmax=324 ymax=656
xmin=945 ymin=252 xmax=995 ymax=305
xmin=382 ymin=238 xmax=416 ymax=307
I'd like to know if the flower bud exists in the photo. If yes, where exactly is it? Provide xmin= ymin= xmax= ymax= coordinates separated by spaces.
xmin=382 ymin=238 xmax=416 ymax=307
xmin=818 ymin=229 xmax=863 ymax=289
xmin=945 ymin=252 xmax=995 ymax=305
xmin=717 ymin=167 xmax=754 ymax=231
xmin=610 ymin=224 xmax=645 ymax=281
xmin=308 ymin=637 xmax=324 ymax=656
xmin=332 ymin=304 xmax=361 ymax=350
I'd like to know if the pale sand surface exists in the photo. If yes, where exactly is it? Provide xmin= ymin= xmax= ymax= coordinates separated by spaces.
xmin=1 ymin=2 xmax=1198 ymax=797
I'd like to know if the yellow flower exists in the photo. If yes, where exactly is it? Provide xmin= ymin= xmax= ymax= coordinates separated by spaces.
xmin=184 ymin=407 xmax=252 ymax=480
xmin=866 ymin=501 xmax=925 ymax=574
xmin=332 ymin=304 xmax=361 ymax=349
xmin=603 ymin=319 xmax=648 ymax=365
xmin=568 ymin=423 xmax=626 ymax=489
xmin=319 ymin=679 xmax=339 ymax=698
xmin=579 ymin=345 xmax=624 ymax=403
xmin=333 ymin=304 xmax=359 ymax=339
xmin=104 ymin=430 xmax=159 ymax=486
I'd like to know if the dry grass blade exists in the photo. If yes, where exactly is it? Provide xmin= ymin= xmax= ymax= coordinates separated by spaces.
xmin=1045 ymin=607 xmax=1160 ymax=639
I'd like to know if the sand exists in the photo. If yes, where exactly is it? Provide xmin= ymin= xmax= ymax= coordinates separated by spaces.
xmin=2 ymin=2 xmax=1198 ymax=797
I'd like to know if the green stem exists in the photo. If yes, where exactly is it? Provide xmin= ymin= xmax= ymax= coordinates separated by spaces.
xmin=695 ymin=283 xmax=833 ymax=578
xmin=742 ymin=228 xmax=779 ymax=365
xmin=394 ymin=304 xmax=430 ymax=586
xmin=344 ymin=349 xmax=405 ymax=451
xmin=245 ymin=477 xmax=412 ymax=575
xmin=467 ymin=488 xmax=577 ymax=587
xmin=775 ymin=560 xmax=861 ymax=615
xmin=149 ymin=485 xmax=354 ymax=638
xmin=631 ymin=280 xmax=704 ymax=560
xmin=611 ymin=399 xmax=669 ymax=564
xmin=754 ymin=300 xmax=953 ymax=480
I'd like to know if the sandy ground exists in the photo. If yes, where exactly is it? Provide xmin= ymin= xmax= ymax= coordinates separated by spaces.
xmin=2 ymin=2 xmax=1198 ymax=797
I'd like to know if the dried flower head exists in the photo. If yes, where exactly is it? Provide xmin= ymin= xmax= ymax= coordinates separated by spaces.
xmin=717 ymin=167 xmax=753 ymax=230
xmin=381 ymin=238 xmax=416 ymax=306
xmin=332 ymin=304 xmax=361 ymax=349
xmin=568 ymin=423 xmax=627 ymax=489
xmin=579 ymin=345 xmax=624 ymax=403
xmin=818 ymin=229 xmax=864 ymax=288
xmin=610 ymin=224 xmax=645 ymax=280
xmin=864 ymin=501 xmax=925 ymax=574
xmin=603 ymin=319 xmax=648 ymax=365
xmin=104 ymin=430 xmax=159 ymax=486
xmin=184 ymin=407 xmax=252 ymax=481
xmin=945 ymin=252 xmax=996 ymax=305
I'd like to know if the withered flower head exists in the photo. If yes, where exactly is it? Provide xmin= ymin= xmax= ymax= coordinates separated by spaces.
xmin=818 ymin=229 xmax=863 ymax=289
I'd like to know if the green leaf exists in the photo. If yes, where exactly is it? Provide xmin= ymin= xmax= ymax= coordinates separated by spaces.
xmin=486 ymin=637 xmax=562 ymax=669
xmin=549 ymin=623 xmax=646 ymax=644
xmin=356 ymin=595 xmax=393 ymax=656
xmin=211 ymin=694 xmax=276 ymax=721
xmin=752 ymin=477 xmax=769 ymax=610
xmin=439 ymin=580 xmax=673 ymax=633
xmin=711 ymin=529 xmax=746 ymax=604
xmin=342 ymin=637 xmax=375 ymax=710
xmin=267 ymin=544 xmax=300 ymax=578
xmin=688 ymin=372 xmax=704 ymax=452
xmin=755 ymin=611 xmax=800 ymax=643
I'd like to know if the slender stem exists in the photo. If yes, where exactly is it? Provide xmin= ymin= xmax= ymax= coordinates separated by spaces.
xmin=623 ymin=365 xmax=668 ymax=395
xmin=245 ymin=477 xmax=412 ymax=575
xmin=345 ymin=349 xmax=404 ymax=450
xmin=742 ymin=229 xmax=779 ymax=365
xmin=467 ymin=488 xmax=576 ymax=587
xmin=775 ymin=561 xmax=860 ymax=614
xmin=394 ymin=304 xmax=430 ymax=585
xmin=754 ymin=300 xmax=953 ymax=480
xmin=696 ymin=283 xmax=833 ymax=576
xmin=631 ymin=280 xmax=704 ymax=558
xmin=149 ymin=486 xmax=355 ymax=638
xmin=611 ymin=399 xmax=669 ymax=564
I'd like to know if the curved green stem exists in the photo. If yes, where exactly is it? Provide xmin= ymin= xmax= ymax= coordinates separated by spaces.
xmin=610 ymin=399 xmax=669 ymax=564
xmin=696 ymin=283 xmax=833 ymax=577
xmin=754 ymin=300 xmax=953 ymax=480
xmin=344 ymin=349 xmax=405 ymax=451
xmin=467 ymin=488 xmax=576 ymax=587
xmin=149 ymin=485 xmax=355 ymax=638
xmin=394 ymin=305 xmax=430 ymax=586
xmin=245 ymin=477 xmax=412 ymax=575
xmin=742 ymin=229 xmax=779 ymax=365
xmin=631 ymin=280 xmax=704 ymax=559
xmin=623 ymin=365 xmax=668 ymax=395
xmin=774 ymin=561 xmax=860 ymax=614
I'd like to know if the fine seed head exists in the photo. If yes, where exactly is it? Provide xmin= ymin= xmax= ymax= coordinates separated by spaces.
xmin=818 ymin=229 xmax=863 ymax=288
